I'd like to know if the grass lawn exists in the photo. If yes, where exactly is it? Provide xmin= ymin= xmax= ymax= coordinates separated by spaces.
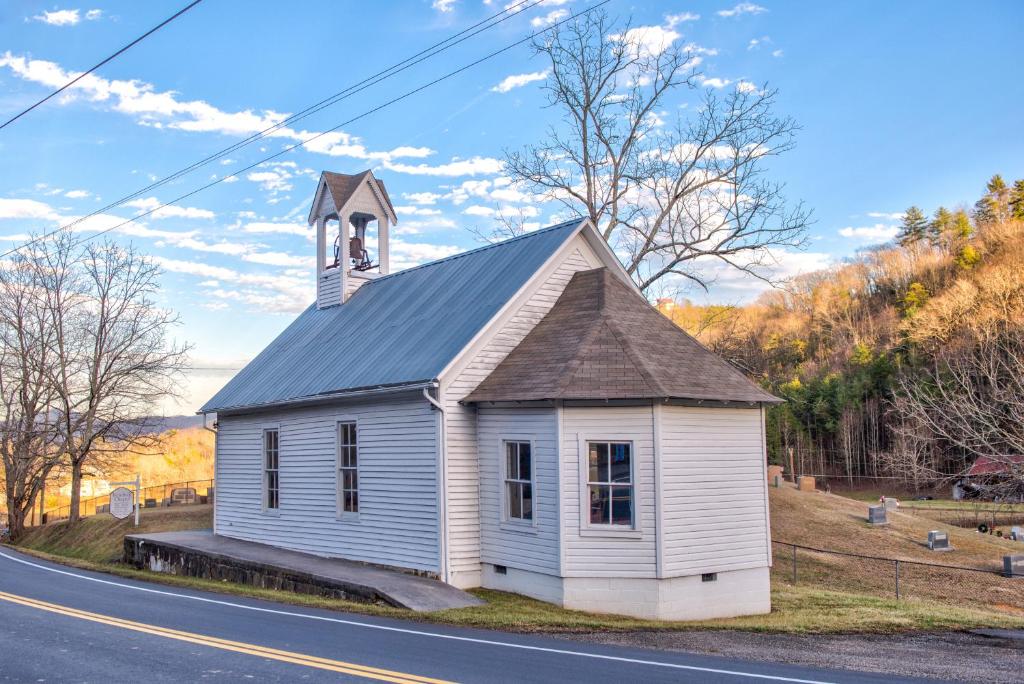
xmin=10 ymin=491 xmax=1024 ymax=635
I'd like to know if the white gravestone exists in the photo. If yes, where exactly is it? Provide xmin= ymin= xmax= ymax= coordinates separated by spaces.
xmin=927 ymin=530 xmax=951 ymax=551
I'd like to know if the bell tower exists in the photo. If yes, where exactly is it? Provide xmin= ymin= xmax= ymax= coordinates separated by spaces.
xmin=308 ymin=170 xmax=397 ymax=309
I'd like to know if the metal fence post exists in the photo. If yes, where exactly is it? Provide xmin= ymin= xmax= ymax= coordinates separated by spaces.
xmin=895 ymin=559 xmax=900 ymax=600
xmin=792 ymin=544 xmax=798 ymax=585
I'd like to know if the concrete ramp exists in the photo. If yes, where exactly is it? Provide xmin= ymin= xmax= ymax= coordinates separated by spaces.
xmin=124 ymin=530 xmax=483 ymax=612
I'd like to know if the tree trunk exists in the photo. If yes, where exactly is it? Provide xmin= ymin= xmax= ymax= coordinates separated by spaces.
xmin=68 ymin=459 xmax=83 ymax=523
xmin=6 ymin=494 xmax=28 ymax=541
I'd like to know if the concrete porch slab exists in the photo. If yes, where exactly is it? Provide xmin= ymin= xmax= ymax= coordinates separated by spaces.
xmin=124 ymin=530 xmax=483 ymax=612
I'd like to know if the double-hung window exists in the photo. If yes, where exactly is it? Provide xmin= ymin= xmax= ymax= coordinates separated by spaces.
xmin=587 ymin=441 xmax=633 ymax=526
xmin=504 ymin=441 xmax=533 ymax=522
xmin=338 ymin=422 xmax=358 ymax=514
xmin=263 ymin=429 xmax=279 ymax=511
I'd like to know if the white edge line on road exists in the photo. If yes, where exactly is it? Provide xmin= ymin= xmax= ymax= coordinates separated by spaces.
xmin=0 ymin=549 xmax=835 ymax=684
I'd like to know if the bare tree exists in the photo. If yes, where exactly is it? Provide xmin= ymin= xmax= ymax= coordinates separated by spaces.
xmin=0 ymin=242 xmax=62 ymax=539
xmin=48 ymin=238 xmax=189 ymax=522
xmin=503 ymin=9 xmax=811 ymax=293
xmin=891 ymin=324 xmax=1024 ymax=500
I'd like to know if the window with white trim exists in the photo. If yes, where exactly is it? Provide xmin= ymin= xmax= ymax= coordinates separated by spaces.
xmin=504 ymin=441 xmax=533 ymax=521
xmin=587 ymin=441 xmax=633 ymax=526
xmin=263 ymin=429 xmax=279 ymax=510
xmin=338 ymin=422 xmax=358 ymax=514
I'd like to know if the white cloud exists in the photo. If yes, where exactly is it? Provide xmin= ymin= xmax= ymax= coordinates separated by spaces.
xmin=838 ymin=223 xmax=899 ymax=243
xmin=432 ymin=0 xmax=457 ymax=12
xmin=717 ymin=3 xmax=768 ymax=18
xmin=123 ymin=197 xmax=215 ymax=220
xmin=64 ymin=189 xmax=90 ymax=199
xmin=491 ymin=70 xmax=549 ymax=93
xmin=402 ymin=192 xmax=444 ymax=205
xmin=463 ymin=205 xmax=496 ymax=217
xmin=772 ymin=49 xmax=784 ymax=58
xmin=611 ymin=26 xmax=681 ymax=59
xmin=30 ymin=8 xmax=101 ymax=26
xmin=385 ymin=146 xmax=434 ymax=159
xmin=0 ymin=53 xmax=421 ymax=167
xmin=736 ymin=80 xmax=759 ymax=93
xmin=242 ymin=222 xmax=311 ymax=236
xmin=530 ymin=9 xmax=568 ymax=28
xmin=700 ymin=77 xmax=732 ymax=89
xmin=247 ymin=170 xmax=293 ymax=193
xmin=154 ymin=256 xmax=314 ymax=314
xmin=390 ymin=240 xmax=461 ymax=270
xmin=395 ymin=206 xmax=442 ymax=216
xmin=383 ymin=156 xmax=503 ymax=177
xmin=665 ymin=12 xmax=700 ymax=28
xmin=867 ymin=211 xmax=904 ymax=220
xmin=242 ymin=251 xmax=313 ymax=267
xmin=0 ymin=198 xmax=59 ymax=220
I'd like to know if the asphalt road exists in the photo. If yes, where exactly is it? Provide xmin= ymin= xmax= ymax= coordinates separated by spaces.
xmin=0 ymin=548 xmax=949 ymax=683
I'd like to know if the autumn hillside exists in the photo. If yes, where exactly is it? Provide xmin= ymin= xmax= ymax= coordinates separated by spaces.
xmin=663 ymin=175 xmax=1024 ymax=492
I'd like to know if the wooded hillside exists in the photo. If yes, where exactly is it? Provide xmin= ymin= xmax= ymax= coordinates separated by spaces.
xmin=661 ymin=175 xmax=1024 ymax=493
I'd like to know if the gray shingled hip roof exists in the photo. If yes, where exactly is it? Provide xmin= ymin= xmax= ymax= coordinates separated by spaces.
xmin=201 ymin=220 xmax=585 ymax=413
xmin=464 ymin=267 xmax=781 ymax=404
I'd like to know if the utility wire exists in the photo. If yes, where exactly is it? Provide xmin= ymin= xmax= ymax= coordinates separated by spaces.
xmin=0 ymin=0 xmax=204 ymax=131
xmin=0 ymin=0 xmax=545 ymax=260
xmin=59 ymin=0 xmax=608 ymax=252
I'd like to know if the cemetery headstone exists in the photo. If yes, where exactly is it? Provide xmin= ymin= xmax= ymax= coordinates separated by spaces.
xmin=883 ymin=497 xmax=899 ymax=511
xmin=773 ymin=474 xmax=783 ymax=488
xmin=1002 ymin=554 xmax=1024 ymax=578
xmin=1011 ymin=526 xmax=1024 ymax=542
xmin=798 ymin=476 xmax=816 ymax=492
xmin=868 ymin=504 xmax=888 ymax=525
xmin=927 ymin=530 xmax=950 ymax=551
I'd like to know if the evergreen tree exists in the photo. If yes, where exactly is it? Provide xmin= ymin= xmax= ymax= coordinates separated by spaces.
xmin=929 ymin=206 xmax=953 ymax=245
xmin=1010 ymin=179 xmax=1024 ymax=220
xmin=952 ymin=209 xmax=973 ymax=239
xmin=974 ymin=174 xmax=1010 ymax=224
xmin=897 ymin=206 xmax=929 ymax=245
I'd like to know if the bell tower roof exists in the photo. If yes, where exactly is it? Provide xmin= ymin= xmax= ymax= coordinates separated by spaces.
xmin=308 ymin=170 xmax=398 ymax=226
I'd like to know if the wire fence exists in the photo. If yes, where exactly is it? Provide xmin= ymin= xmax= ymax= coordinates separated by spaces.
xmin=772 ymin=540 xmax=1024 ymax=610
xmin=39 ymin=479 xmax=214 ymax=524
xmin=899 ymin=504 xmax=1024 ymax=531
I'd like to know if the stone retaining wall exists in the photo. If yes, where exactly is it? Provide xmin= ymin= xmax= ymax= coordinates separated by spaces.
xmin=122 ymin=537 xmax=396 ymax=606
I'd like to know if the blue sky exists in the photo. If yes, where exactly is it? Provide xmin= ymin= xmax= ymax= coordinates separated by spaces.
xmin=1 ymin=1 xmax=1022 ymax=413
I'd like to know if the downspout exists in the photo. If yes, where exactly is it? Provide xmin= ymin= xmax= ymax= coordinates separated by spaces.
xmin=202 ymin=412 xmax=218 ymax=535
xmin=423 ymin=385 xmax=450 ymax=584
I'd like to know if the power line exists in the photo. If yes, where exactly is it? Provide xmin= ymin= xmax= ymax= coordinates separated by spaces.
xmin=0 ymin=0 xmax=546 ymax=260
xmin=0 ymin=0 xmax=205 ymax=131
xmin=62 ymin=1 xmax=608 ymax=252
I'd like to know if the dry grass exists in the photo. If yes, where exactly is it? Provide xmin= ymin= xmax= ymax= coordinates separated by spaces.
xmin=769 ymin=483 xmax=1024 ymax=612
xmin=15 ymin=505 xmax=212 ymax=563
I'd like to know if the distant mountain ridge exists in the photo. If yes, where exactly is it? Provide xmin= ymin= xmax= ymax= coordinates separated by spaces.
xmin=134 ymin=415 xmax=206 ymax=433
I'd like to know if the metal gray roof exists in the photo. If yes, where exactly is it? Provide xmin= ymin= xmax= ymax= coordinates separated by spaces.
xmin=201 ymin=219 xmax=585 ymax=413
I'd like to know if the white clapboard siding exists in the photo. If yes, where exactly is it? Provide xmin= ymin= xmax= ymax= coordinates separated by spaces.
xmin=660 ymin=405 xmax=770 ymax=576
xmin=561 ymin=405 xmax=658 ymax=578
xmin=214 ymin=394 xmax=439 ymax=573
xmin=477 ymin=407 xmax=560 ymax=575
xmin=441 ymin=238 xmax=601 ymax=585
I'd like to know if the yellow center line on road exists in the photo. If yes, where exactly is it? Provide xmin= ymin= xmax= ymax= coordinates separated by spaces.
xmin=0 ymin=590 xmax=455 ymax=684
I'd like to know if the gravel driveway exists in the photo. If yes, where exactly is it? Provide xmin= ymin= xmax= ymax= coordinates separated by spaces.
xmin=562 ymin=629 xmax=1024 ymax=683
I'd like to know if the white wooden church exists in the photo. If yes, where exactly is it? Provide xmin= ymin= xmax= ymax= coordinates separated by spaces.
xmin=202 ymin=170 xmax=778 ymax=620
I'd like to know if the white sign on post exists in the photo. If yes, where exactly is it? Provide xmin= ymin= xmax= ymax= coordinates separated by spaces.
xmin=109 ymin=486 xmax=135 ymax=520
